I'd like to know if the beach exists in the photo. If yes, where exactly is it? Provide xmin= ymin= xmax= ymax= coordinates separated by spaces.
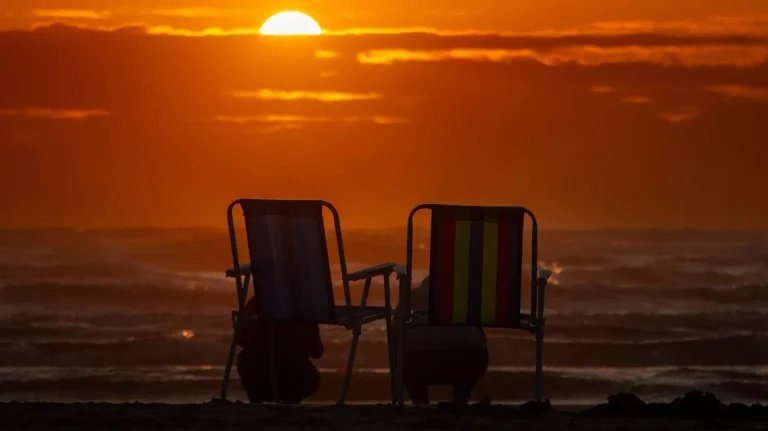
xmin=3 ymin=392 xmax=768 ymax=430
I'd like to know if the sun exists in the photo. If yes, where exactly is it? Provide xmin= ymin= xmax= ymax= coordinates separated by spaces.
xmin=259 ymin=11 xmax=322 ymax=36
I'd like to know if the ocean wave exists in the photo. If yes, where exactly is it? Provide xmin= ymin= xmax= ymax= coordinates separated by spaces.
xmin=0 ymin=365 xmax=766 ymax=404
xmin=0 ymin=283 xmax=235 ymax=311
xmin=0 ymin=307 xmax=765 ymax=349
xmin=0 ymin=332 xmax=766 ymax=369
xmin=1 ymin=228 xmax=767 ymax=403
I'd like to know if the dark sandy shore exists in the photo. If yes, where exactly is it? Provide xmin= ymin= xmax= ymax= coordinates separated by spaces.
xmin=1 ymin=392 xmax=767 ymax=430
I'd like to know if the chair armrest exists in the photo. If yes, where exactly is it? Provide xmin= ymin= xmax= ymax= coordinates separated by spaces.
xmin=344 ymin=262 xmax=397 ymax=282
xmin=534 ymin=269 xmax=551 ymax=325
xmin=225 ymin=263 xmax=252 ymax=278
xmin=393 ymin=264 xmax=407 ymax=279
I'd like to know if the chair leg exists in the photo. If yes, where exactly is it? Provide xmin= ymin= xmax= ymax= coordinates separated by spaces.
xmin=534 ymin=326 xmax=544 ymax=402
xmin=221 ymin=311 xmax=242 ymax=401
xmin=384 ymin=310 xmax=396 ymax=404
xmin=220 ymin=332 xmax=238 ymax=400
xmin=338 ymin=326 xmax=361 ymax=405
xmin=394 ymin=315 xmax=406 ymax=406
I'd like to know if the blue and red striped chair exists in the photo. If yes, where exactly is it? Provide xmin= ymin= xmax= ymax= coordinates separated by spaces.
xmin=221 ymin=199 xmax=397 ymax=404
xmin=394 ymin=204 xmax=550 ymax=404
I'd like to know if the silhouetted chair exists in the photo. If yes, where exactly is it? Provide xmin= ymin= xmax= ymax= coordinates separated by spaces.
xmin=394 ymin=204 xmax=551 ymax=404
xmin=221 ymin=199 xmax=397 ymax=404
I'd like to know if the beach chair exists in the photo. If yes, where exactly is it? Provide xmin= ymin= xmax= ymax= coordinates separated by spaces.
xmin=220 ymin=199 xmax=397 ymax=404
xmin=394 ymin=204 xmax=551 ymax=404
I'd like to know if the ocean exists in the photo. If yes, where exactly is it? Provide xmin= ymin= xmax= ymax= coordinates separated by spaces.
xmin=0 ymin=228 xmax=766 ymax=404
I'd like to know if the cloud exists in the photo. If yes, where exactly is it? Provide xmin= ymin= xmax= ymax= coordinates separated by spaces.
xmin=231 ymin=89 xmax=383 ymax=102
xmin=623 ymin=96 xmax=653 ymax=104
xmin=356 ymin=49 xmax=536 ymax=64
xmin=0 ymin=108 xmax=110 ymax=120
xmin=581 ymin=15 xmax=768 ymax=37
xmin=591 ymin=87 xmax=652 ymax=104
xmin=212 ymin=114 xmax=407 ymax=125
xmin=21 ymin=13 xmax=768 ymax=38
xmin=145 ymin=26 xmax=261 ymax=37
xmin=327 ymin=27 xmax=446 ymax=36
xmin=315 ymin=50 xmax=340 ymax=59
xmin=29 ymin=22 xmax=768 ymax=57
xmin=147 ymin=7 xmax=248 ymax=18
xmin=325 ymin=14 xmax=768 ymax=38
xmin=708 ymin=84 xmax=768 ymax=103
xmin=590 ymin=85 xmax=615 ymax=94
xmin=660 ymin=107 xmax=701 ymax=124
xmin=327 ymin=15 xmax=768 ymax=37
xmin=210 ymin=114 xmax=407 ymax=134
xmin=356 ymin=45 xmax=768 ymax=67
xmin=32 ymin=9 xmax=110 ymax=20
xmin=558 ymin=45 xmax=768 ymax=67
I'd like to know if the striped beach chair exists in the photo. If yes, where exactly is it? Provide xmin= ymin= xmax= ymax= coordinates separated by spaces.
xmin=221 ymin=199 xmax=397 ymax=404
xmin=394 ymin=204 xmax=551 ymax=404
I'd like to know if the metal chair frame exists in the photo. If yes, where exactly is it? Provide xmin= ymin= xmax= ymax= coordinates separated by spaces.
xmin=220 ymin=199 xmax=397 ymax=404
xmin=394 ymin=204 xmax=549 ymax=404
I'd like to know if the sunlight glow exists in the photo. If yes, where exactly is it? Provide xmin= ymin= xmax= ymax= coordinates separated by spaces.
xmin=176 ymin=329 xmax=196 ymax=339
xmin=259 ymin=11 xmax=322 ymax=36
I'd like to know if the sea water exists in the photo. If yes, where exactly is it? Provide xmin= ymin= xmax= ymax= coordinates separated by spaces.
xmin=0 ymin=228 xmax=766 ymax=404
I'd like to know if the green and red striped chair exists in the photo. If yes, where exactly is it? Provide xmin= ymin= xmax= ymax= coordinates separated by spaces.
xmin=394 ymin=204 xmax=550 ymax=404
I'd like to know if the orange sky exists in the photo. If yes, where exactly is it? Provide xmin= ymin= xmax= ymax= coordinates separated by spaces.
xmin=3 ymin=1 xmax=768 ymax=33
xmin=0 ymin=2 xmax=767 ymax=229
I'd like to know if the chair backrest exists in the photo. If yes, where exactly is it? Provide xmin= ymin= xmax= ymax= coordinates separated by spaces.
xmin=407 ymin=204 xmax=537 ymax=328
xmin=228 ymin=199 xmax=340 ymax=323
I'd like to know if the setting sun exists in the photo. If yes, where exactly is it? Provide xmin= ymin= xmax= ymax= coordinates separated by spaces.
xmin=259 ymin=11 xmax=322 ymax=36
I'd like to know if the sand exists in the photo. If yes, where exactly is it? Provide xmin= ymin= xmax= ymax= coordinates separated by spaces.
xmin=2 ymin=393 xmax=767 ymax=431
